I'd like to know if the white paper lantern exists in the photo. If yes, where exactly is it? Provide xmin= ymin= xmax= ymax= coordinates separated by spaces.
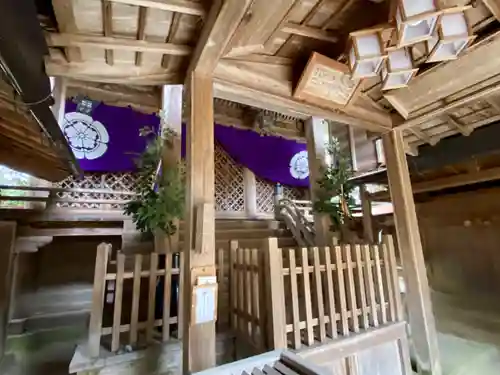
xmin=348 ymin=28 xmax=386 ymax=79
xmin=425 ymin=7 xmax=474 ymax=62
xmin=381 ymin=47 xmax=418 ymax=90
xmin=395 ymin=0 xmax=441 ymax=47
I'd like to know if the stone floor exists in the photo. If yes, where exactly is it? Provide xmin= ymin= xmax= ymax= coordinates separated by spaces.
xmin=3 ymin=291 xmax=500 ymax=375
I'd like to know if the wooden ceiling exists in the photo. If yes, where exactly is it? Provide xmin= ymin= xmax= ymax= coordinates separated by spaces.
xmin=0 ymin=79 xmax=73 ymax=181
xmin=43 ymin=0 xmax=500 ymax=155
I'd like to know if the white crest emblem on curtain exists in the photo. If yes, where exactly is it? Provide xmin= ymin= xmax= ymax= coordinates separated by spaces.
xmin=62 ymin=112 xmax=109 ymax=160
xmin=289 ymin=150 xmax=309 ymax=180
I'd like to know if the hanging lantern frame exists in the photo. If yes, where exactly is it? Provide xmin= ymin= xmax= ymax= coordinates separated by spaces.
xmin=394 ymin=0 xmax=442 ymax=47
xmin=425 ymin=6 xmax=475 ymax=63
xmin=347 ymin=27 xmax=387 ymax=80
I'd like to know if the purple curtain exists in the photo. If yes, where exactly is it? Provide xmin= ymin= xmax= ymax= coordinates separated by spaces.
xmin=63 ymin=101 xmax=309 ymax=187
xmin=63 ymin=101 xmax=160 ymax=172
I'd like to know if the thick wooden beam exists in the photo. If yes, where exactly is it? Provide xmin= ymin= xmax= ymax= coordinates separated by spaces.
xmin=182 ymin=72 xmax=216 ymax=373
xmin=305 ymin=117 xmax=332 ymax=246
xmin=106 ymin=0 xmax=206 ymax=16
xmin=50 ymin=77 xmax=67 ymax=126
xmin=46 ymin=61 xmax=180 ymax=85
xmin=382 ymin=129 xmax=441 ymax=375
xmin=213 ymin=78 xmax=392 ymax=133
xmin=188 ymin=0 xmax=253 ymax=75
xmin=51 ymin=0 xmax=82 ymax=62
xmin=281 ymin=22 xmax=339 ymax=43
xmin=47 ymin=33 xmax=192 ymax=56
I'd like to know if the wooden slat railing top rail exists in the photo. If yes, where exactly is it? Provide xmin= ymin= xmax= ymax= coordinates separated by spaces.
xmin=0 ymin=184 xmax=137 ymax=195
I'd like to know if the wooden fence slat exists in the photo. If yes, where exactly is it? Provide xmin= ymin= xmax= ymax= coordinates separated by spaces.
xmin=112 ymin=252 xmax=125 ymax=352
xmin=373 ymin=245 xmax=387 ymax=325
xmin=217 ymin=248 xmax=225 ymax=330
xmin=301 ymin=247 xmax=314 ymax=345
xmin=245 ymin=249 xmax=253 ymax=338
xmin=177 ymin=251 xmax=184 ymax=339
xmin=385 ymin=235 xmax=404 ymax=321
xmin=251 ymin=248 xmax=260 ymax=347
xmin=163 ymin=253 xmax=173 ymax=341
xmin=354 ymin=244 xmax=368 ymax=329
xmin=264 ymin=237 xmax=286 ymax=349
xmin=88 ymin=243 xmax=111 ymax=357
xmin=344 ymin=245 xmax=359 ymax=333
xmin=130 ymin=254 xmax=142 ymax=345
xmin=324 ymin=246 xmax=337 ymax=339
xmin=312 ymin=247 xmax=326 ymax=342
xmin=363 ymin=244 xmax=378 ymax=327
xmin=147 ymin=253 xmax=158 ymax=343
xmin=381 ymin=241 xmax=396 ymax=323
xmin=238 ymin=248 xmax=246 ymax=334
xmin=257 ymin=245 xmax=267 ymax=350
xmin=289 ymin=248 xmax=301 ymax=349
xmin=334 ymin=245 xmax=349 ymax=336
xmin=230 ymin=240 xmax=238 ymax=331
xmin=398 ymin=336 xmax=413 ymax=375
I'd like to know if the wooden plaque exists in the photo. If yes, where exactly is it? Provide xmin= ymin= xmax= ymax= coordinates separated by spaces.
xmin=294 ymin=52 xmax=361 ymax=108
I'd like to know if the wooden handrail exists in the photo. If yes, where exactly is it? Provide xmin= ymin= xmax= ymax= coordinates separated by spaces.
xmin=0 ymin=184 xmax=136 ymax=196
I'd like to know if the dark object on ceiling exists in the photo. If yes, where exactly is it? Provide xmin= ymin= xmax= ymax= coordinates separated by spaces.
xmin=0 ymin=0 xmax=79 ymax=176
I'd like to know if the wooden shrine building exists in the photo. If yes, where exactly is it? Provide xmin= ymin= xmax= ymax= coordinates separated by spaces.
xmin=3 ymin=1 xmax=500 ymax=375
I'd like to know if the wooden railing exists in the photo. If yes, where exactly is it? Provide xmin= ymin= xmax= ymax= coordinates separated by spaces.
xmin=265 ymin=235 xmax=403 ymax=350
xmin=276 ymin=198 xmax=315 ymax=247
xmin=229 ymin=241 xmax=267 ymax=354
xmin=88 ymin=243 xmax=181 ymax=357
xmin=0 ymin=185 xmax=135 ymax=211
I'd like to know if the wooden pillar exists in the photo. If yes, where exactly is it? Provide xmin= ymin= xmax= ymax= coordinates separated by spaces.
xmin=182 ymin=72 xmax=216 ymax=373
xmin=360 ymin=184 xmax=375 ymax=243
xmin=382 ymin=129 xmax=441 ymax=375
xmin=0 ymin=222 xmax=16 ymax=363
xmin=244 ymin=168 xmax=257 ymax=218
xmin=50 ymin=77 xmax=67 ymax=125
xmin=305 ymin=117 xmax=331 ymax=246
xmin=155 ymin=85 xmax=183 ymax=254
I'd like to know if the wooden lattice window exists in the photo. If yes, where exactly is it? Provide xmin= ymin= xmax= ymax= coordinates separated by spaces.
xmin=55 ymin=172 xmax=139 ymax=209
xmin=214 ymin=142 xmax=245 ymax=213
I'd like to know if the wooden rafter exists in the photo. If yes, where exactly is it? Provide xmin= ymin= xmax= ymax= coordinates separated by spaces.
xmin=187 ymin=0 xmax=254 ymax=75
xmin=482 ymin=0 xmax=500 ymax=21
xmin=395 ymin=82 xmax=500 ymax=130
xmin=102 ymin=0 xmax=114 ymax=65
xmin=47 ymin=33 xmax=192 ymax=56
xmin=51 ymin=0 xmax=82 ymax=62
xmin=106 ymin=0 xmax=206 ymax=16
xmin=281 ymin=23 xmax=339 ymax=43
xmin=161 ymin=12 xmax=182 ymax=68
xmin=135 ymin=6 xmax=148 ymax=66
xmin=444 ymin=114 xmax=472 ymax=136
xmin=409 ymin=128 xmax=438 ymax=146
xmin=46 ymin=61 xmax=180 ymax=85
xmin=225 ymin=0 xmax=295 ymax=58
